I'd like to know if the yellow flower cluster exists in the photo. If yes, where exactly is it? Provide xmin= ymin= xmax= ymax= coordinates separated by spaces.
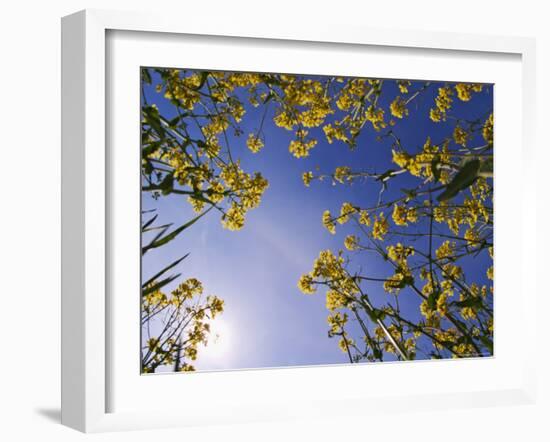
xmin=302 ymin=171 xmax=314 ymax=187
xmin=463 ymin=197 xmax=490 ymax=226
xmin=298 ymin=273 xmax=316 ymax=294
xmin=365 ymin=105 xmax=387 ymax=131
xmin=206 ymin=181 xmax=225 ymax=204
xmin=390 ymin=96 xmax=409 ymax=119
xmin=298 ymin=250 xmax=359 ymax=308
xmin=483 ymin=113 xmax=494 ymax=145
xmin=338 ymin=336 xmax=355 ymax=354
xmin=338 ymin=202 xmax=357 ymax=224
xmin=455 ymin=83 xmax=483 ymax=102
xmin=383 ymin=244 xmax=414 ymax=295
xmin=453 ymin=125 xmax=469 ymax=147
xmin=288 ymin=130 xmax=318 ymax=158
xmin=372 ymin=212 xmax=389 ymax=240
xmin=429 ymin=86 xmax=453 ymax=122
xmin=434 ymin=202 xmax=467 ymax=235
xmin=323 ymin=122 xmax=349 ymax=145
xmin=359 ymin=209 xmax=371 ymax=226
xmin=397 ymin=80 xmax=411 ymax=94
xmin=334 ymin=166 xmax=352 ymax=184
xmin=386 ymin=243 xmax=415 ymax=264
xmin=322 ymin=210 xmax=336 ymax=234
xmin=246 ymin=133 xmax=264 ymax=153
xmin=163 ymin=71 xmax=202 ymax=110
xmin=392 ymin=204 xmax=418 ymax=226
xmin=464 ymin=227 xmax=480 ymax=246
xmin=327 ymin=312 xmax=348 ymax=335
xmin=326 ymin=289 xmax=349 ymax=311
xmin=435 ymin=241 xmax=456 ymax=261
xmin=142 ymin=275 xmax=224 ymax=373
xmin=391 ymin=138 xmax=449 ymax=182
xmin=277 ymin=76 xmax=334 ymax=129
xmin=219 ymin=163 xmax=269 ymax=230
xmin=344 ymin=235 xmax=359 ymax=251
xmin=206 ymin=295 xmax=225 ymax=319
xmin=222 ymin=204 xmax=246 ymax=231
xmin=336 ymin=79 xmax=367 ymax=111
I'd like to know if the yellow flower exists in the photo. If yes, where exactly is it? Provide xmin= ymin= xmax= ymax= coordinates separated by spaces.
xmin=338 ymin=202 xmax=356 ymax=224
xmin=179 ymin=364 xmax=196 ymax=372
xmin=187 ymin=196 xmax=205 ymax=213
xmin=483 ymin=113 xmax=494 ymax=145
xmin=323 ymin=123 xmax=349 ymax=144
xmin=453 ymin=126 xmax=469 ymax=147
xmin=386 ymin=243 xmax=414 ymax=264
xmin=365 ymin=105 xmax=386 ymax=131
xmin=326 ymin=290 xmax=348 ymax=310
xmin=372 ymin=212 xmax=389 ymax=241
xmin=327 ymin=312 xmax=348 ymax=334
xmin=455 ymin=83 xmax=483 ymax=102
xmin=392 ymin=204 xmax=408 ymax=226
xmin=397 ymin=80 xmax=411 ymax=94
xmin=273 ymin=110 xmax=295 ymax=130
xmin=435 ymin=241 xmax=455 ymax=261
xmin=464 ymin=228 xmax=479 ymax=246
xmin=298 ymin=273 xmax=316 ymax=294
xmin=392 ymin=150 xmax=411 ymax=169
xmin=207 ymin=181 xmax=225 ymax=203
xmin=246 ymin=133 xmax=264 ymax=153
xmin=359 ymin=210 xmax=371 ymax=226
xmin=334 ymin=166 xmax=351 ymax=184
xmin=390 ymin=96 xmax=408 ymax=119
xmin=288 ymin=130 xmax=318 ymax=158
xmin=222 ymin=204 xmax=245 ymax=231
xmin=322 ymin=210 xmax=336 ymax=234
xmin=344 ymin=235 xmax=359 ymax=251
xmin=430 ymin=86 xmax=453 ymax=122
xmin=302 ymin=171 xmax=314 ymax=187
xmin=184 ymin=346 xmax=198 ymax=361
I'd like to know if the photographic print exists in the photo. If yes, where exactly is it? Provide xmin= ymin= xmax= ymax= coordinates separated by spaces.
xmin=140 ymin=68 xmax=493 ymax=374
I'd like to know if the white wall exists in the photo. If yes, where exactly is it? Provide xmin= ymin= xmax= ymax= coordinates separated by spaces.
xmin=0 ymin=1 xmax=547 ymax=440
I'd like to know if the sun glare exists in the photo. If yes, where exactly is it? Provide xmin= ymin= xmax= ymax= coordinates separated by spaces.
xmin=201 ymin=319 xmax=232 ymax=361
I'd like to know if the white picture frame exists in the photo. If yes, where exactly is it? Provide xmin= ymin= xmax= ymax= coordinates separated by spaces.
xmin=61 ymin=9 xmax=537 ymax=433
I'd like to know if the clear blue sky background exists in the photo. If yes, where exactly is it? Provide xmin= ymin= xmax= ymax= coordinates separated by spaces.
xmin=142 ymin=70 xmax=493 ymax=371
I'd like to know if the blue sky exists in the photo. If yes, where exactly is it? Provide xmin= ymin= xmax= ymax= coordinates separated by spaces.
xmin=141 ymin=70 xmax=493 ymax=371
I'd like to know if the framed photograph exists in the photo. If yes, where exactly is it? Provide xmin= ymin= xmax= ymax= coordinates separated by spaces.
xmin=61 ymin=9 xmax=537 ymax=432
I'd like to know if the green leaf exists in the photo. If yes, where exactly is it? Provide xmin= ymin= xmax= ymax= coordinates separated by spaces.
xmin=158 ymin=173 xmax=174 ymax=195
xmin=478 ymin=159 xmax=493 ymax=178
xmin=142 ymin=208 xmax=212 ymax=254
xmin=263 ymin=92 xmax=274 ymax=104
xmin=427 ymin=288 xmax=440 ymax=310
xmin=141 ymin=68 xmax=152 ymax=84
xmin=366 ymin=308 xmax=386 ymax=323
xmin=142 ymin=105 xmax=165 ymax=138
xmin=400 ymin=188 xmax=417 ymax=200
xmin=436 ymin=159 xmax=481 ymax=202
xmin=452 ymin=297 xmax=483 ymax=309
xmin=141 ymin=214 xmax=158 ymax=231
xmin=142 ymin=274 xmax=181 ymax=297
xmin=142 ymin=254 xmax=189 ymax=291
xmin=479 ymin=335 xmax=493 ymax=353
xmin=168 ymin=115 xmax=181 ymax=129
xmin=143 ymin=224 xmax=170 ymax=253
xmin=142 ymin=141 xmax=162 ymax=158
xmin=196 ymin=71 xmax=209 ymax=91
